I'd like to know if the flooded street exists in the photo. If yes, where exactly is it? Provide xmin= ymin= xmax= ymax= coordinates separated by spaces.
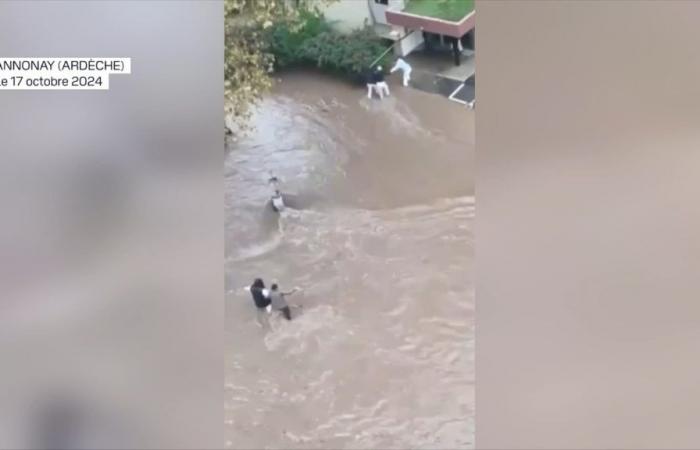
xmin=225 ymin=72 xmax=474 ymax=449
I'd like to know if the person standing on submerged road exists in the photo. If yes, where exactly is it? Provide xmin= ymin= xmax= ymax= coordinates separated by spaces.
xmin=269 ymin=284 xmax=299 ymax=321
xmin=365 ymin=69 xmax=378 ymax=99
xmin=373 ymin=66 xmax=390 ymax=99
xmin=270 ymin=190 xmax=285 ymax=213
xmin=268 ymin=175 xmax=286 ymax=213
xmin=390 ymin=57 xmax=412 ymax=87
xmin=245 ymin=278 xmax=271 ymax=329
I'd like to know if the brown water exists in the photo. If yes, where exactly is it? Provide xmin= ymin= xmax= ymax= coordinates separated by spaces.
xmin=225 ymin=72 xmax=474 ymax=449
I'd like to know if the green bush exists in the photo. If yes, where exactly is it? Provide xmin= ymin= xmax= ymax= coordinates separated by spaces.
xmin=264 ymin=10 xmax=391 ymax=81
xmin=265 ymin=9 xmax=331 ymax=69
xmin=298 ymin=28 xmax=390 ymax=78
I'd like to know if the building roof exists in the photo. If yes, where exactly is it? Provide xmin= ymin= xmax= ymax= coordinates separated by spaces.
xmin=386 ymin=0 xmax=475 ymax=38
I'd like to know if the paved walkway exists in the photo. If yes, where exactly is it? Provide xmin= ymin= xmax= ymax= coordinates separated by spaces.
xmin=440 ymin=56 xmax=475 ymax=82
xmin=406 ymin=48 xmax=475 ymax=81
xmin=451 ymin=74 xmax=475 ymax=104
xmin=402 ymin=50 xmax=475 ymax=103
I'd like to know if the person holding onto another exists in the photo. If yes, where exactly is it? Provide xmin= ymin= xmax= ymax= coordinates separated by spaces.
xmin=245 ymin=278 xmax=272 ymax=329
xmin=268 ymin=283 xmax=299 ymax=321
xmin=390 ymin=57 xmax=412 ymax=87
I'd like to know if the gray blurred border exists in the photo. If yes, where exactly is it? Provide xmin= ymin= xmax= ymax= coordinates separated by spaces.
xmin=477 ymin=1 xmax=700 ymax=448
xmin=0 ymin=1 xmax=223 ymax=448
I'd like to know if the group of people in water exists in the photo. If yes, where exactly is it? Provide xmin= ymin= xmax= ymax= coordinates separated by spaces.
xmin=245 ymin=60 xmax=411 ymax=329
xmin=242 ymin=57 xmax=471 ymax=328
xmin=242 ymin=175 xmax=299 ymax=329
xmin=245 ymin=278 xmax=299 ymax=329
xmin=366 ymin=56 xmax=475 ymax=109
xmin=366 ymin=58 xmax=413 ymax=100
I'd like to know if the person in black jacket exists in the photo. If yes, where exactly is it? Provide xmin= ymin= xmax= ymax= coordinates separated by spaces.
xmin=373 ymin=66 xmax=390 ymax=99
xmin=245 ymin=278 xmax=271 ymax=329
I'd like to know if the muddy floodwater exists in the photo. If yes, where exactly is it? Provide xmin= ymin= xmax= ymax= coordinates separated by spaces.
xmin=225 ymin=72 xmax=474 ymax=449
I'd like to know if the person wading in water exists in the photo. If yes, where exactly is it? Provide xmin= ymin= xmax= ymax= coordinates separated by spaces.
xmin=245 ymin=278 xmax=272 ymax=329
xmin=372 ymin=65 xmax=390 ymax=99
xmin=390 ymin=57 xmax=412 ymax=87
xmin=268 ymin=175 xmax=286 ymax=213
xmin=270 ymin=189 xmax=285 ymax=213
xmin=268 ymin=284 xmax=299 ymax=321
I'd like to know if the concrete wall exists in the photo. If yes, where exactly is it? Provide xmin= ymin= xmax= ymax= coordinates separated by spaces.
xmin=320 ymin=0 xmax=372 ymax=33
xmin=395 ymin=27 xmax=424 ymax=56
xmin=385 ymin=9 xmax=475 ymax=38
xmin=369 ymin=0 xmax=405 ymax=25
xmin=318 ymin=0 xmax=426 ymax=59
xmin=320 ymin=0 xmax=409 ymax=32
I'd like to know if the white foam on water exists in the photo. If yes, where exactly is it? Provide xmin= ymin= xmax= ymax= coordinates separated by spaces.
xmin=229 ymin=231 xmax=283 ymax=262
xmin=263 ymin=304 xmax=344 ymax=356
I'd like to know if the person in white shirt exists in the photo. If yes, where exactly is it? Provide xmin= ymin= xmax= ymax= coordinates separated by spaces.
xmin=268 ymin=175 xmax=286 ymax=213
xmin=271 ymin=190 xmax=285 ymax=213
xmin=390 ymin=58 xmax=412 ymax=87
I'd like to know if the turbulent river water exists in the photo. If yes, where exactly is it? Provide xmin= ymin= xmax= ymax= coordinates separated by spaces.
xmin=225 ymin=72 xmax=474 ymax=449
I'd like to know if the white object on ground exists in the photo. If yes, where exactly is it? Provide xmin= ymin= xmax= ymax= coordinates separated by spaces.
xmin=447 ymin=83 xmax=470 ymax=106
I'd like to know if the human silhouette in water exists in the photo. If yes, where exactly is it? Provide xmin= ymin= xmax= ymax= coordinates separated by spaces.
xmin=372 ymin=66 xmax=390 ymax=99
xmin=246 ymin=278 xmax=271 ymax=328
xmin=269 ymin=283 xmax=299 ymax=320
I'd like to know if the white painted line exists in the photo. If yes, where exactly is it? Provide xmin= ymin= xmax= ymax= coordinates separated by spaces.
xmin=448 ymin=82 xmax=468 ymax=105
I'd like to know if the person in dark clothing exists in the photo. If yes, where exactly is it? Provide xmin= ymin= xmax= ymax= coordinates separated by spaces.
xmin=372 ymin=66 xmax=390 ymax=98
xmin=245 ymin=278 xmax=271 ymax=328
